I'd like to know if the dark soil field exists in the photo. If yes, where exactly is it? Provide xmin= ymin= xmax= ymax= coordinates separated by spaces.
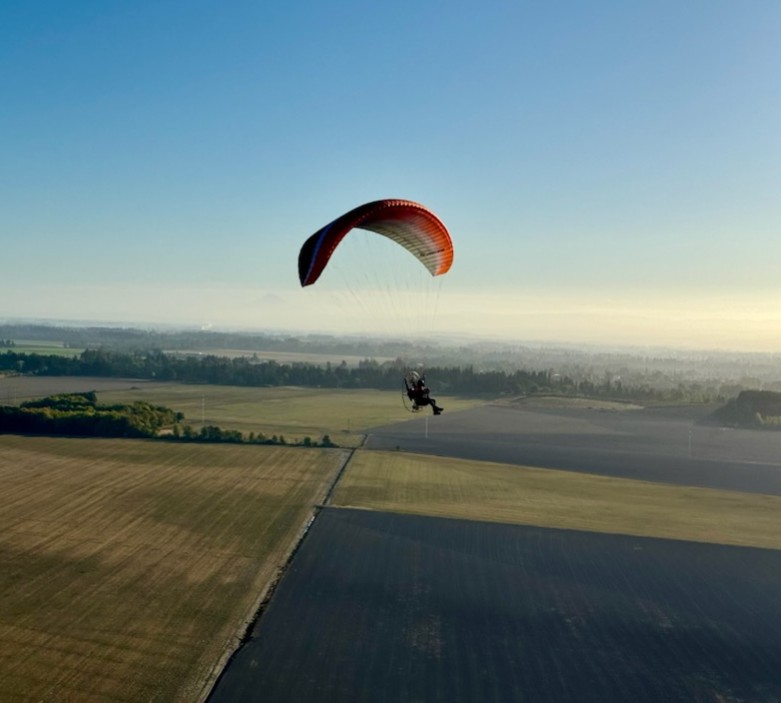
xmin=366 ymin=402 xmax=781 ymax=495
xmin=208 ymin=507 xmax=781 ymax=703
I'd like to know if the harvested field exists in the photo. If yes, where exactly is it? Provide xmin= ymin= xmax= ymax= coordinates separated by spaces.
xmin=0 ymin=434 xmax=347 ymax=702
xmin=0 ymin=376 xmax=468 ymax=447
xmin=332 ymin=450 xmax=781 ymax=549
xmin=208 ymin=508 xmax=781 ymax=703
xmin=0 ymin=376 xmax=161 ymax=404
xmin=98 ymin=383 xmax=481 ymax=447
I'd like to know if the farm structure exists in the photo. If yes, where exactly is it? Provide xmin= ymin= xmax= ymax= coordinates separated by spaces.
xmin=208 ymin=507 xmax=781 ymax=703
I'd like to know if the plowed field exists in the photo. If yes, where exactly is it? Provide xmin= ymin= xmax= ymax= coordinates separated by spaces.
xmin=208 ymin=508 xmax=781 ymax=703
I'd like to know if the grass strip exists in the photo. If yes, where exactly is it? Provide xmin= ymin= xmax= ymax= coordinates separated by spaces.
xmin=332 ymin=449 xmax=781 ymax=550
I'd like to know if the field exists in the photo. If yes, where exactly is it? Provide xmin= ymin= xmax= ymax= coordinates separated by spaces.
xmin=98 ymin=383 xmax=481 ymax=447
xmin=0 ymin=376 xmax=160 ymax=404
xmin=209 ymin=508 xmax=781 ymax=703
xmin=169 ymin=349 xmax=394 ymax=366
xmin=211 ymin=401 xmax=781 ymax=701
xmin=4 ymin=377 xmax=781 ymax=700
xmin=0 ymin=434 xmax=347 ymax=702
xmin=4 ymin=340 xmax=83 ymax=357
xmin=367 ymin=402 xmax=781 ymax=494
xmin=0 ymin=375 xmax=481 ymax=447
xmin=331 ymin=450 xmax=781 ymax=549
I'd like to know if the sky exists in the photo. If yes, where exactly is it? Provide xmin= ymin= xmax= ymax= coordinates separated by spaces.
xmin=2 ymin=1 xmax=780 ymax=351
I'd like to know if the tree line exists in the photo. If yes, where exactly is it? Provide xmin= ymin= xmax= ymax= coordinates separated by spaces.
xmin=710 ymin=390 xmax=781 ymax=430
xmin=0 ymin=392 xmax=181 ymax=439
xmin=0 ymin=349 xmax=553 ymax=394
xmin=0 ymin=348 xmax=720 ymax=404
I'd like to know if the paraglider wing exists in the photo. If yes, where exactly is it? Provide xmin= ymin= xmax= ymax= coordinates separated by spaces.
xmin=298 ymin=199 xmax=453 ymax=287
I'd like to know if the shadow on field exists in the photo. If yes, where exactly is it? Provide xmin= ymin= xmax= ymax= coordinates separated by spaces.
xmin=366 ymin=403 xmax=781 ymax=496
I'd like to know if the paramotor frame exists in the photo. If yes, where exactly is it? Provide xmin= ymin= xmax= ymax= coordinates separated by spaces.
xmin=401 ymin=376 xmax=421 ymax=413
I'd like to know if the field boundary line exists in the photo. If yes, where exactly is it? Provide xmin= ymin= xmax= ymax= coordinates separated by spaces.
xmin=321 ymin=435 xmax=364 ymax=506
xmin=199 ymin=444 xmax=359 ymax=703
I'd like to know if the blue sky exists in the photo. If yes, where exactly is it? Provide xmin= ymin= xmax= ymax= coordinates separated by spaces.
xmin=2 ymin=1 xmax=780 ymax=349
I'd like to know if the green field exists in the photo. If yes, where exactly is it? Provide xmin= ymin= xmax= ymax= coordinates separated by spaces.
xmin=7 ymin=340 xmax=83 ymax=357
xmin=99 ymin=384 xmax=482 ymax=447
xmin=331 ymin=450 xmax=781 ymax=550
xmin=0 ymin=434 xmax=347 ymax=702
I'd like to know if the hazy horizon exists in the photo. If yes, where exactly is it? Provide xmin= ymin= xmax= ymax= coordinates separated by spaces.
xmin=4 ymin=285 xmax=781 ymax=356
xmin=3 ymin=2 xmax=779 ymax=353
